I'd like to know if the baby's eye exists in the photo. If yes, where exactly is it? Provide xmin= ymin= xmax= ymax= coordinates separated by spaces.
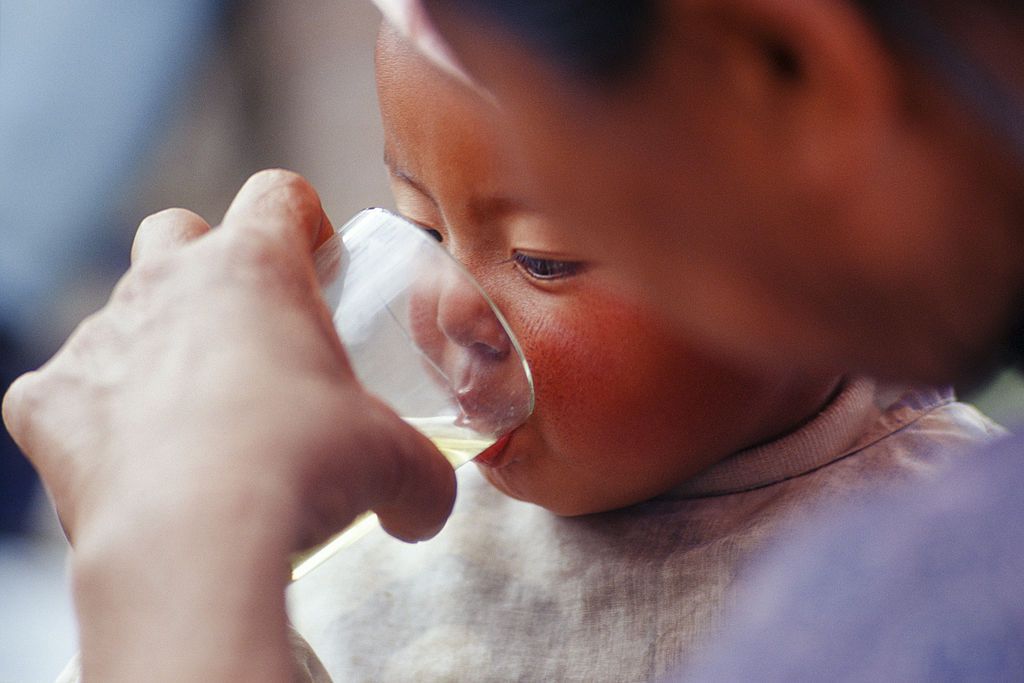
xmin=403 ymin=216 xmax=443 ymax=242
xmin=512 ymin=251 xmax=583 ymax=280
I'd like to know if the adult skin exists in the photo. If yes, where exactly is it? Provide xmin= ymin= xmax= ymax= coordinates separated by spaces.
xmin=2 ymin=170 xmax=456 ymax=682
xmin=422 ymin=0 xmax=1024 ymax=387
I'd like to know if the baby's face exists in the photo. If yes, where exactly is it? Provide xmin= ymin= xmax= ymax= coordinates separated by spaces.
xmin=376 ymin=28 xmax=826 ymax=515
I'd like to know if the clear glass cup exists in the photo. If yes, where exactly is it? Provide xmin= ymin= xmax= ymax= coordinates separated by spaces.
xmin=290 ymin=208 xmax=534 ymax=580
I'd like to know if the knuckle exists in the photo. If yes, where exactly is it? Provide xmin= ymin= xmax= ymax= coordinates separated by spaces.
xmin=70 ymin=309 xmax=115 ymax=347
xmin=131 ymin=253 xmax=173 ymax=284
xmin=136 ymin=207 xmax=199 ymax=236
xmin=138 ymin=207 xmax=179 ymax=230
xmin=244 ymin=170 xmax=322 ymax=227
xmin=134 ymin=208 xmax=207 ymax=259
xmin=3 ymin=371 xmax=42 ymax=449
xmin=249 ymin=168 xmax=311 ymax=195
xmin=226 ymin=227 xmax=286 ymax=269
xmin=277 ymin=173 xmax=319 ymax=209
xmin=215 ymin=230 xmax=308 ymax=299
xmin=110 ymin=257 xmax=171 ymax=305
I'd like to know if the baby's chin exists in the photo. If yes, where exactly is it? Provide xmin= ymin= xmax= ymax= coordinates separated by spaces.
xmin=476 ymin=463 xmax=530 ymax=504
xmin=476 ymin=462 xmax=639 ymax=517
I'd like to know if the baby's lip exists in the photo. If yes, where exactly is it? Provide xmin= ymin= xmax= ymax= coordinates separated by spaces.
xmin=474 ymin=431 xmax=514 ymax=468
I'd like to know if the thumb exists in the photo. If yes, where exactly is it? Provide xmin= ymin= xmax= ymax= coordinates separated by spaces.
xmin=321 ymin=396 xmax=458 ymax=544
xmin=373 ymin=419 xmax=459 ymax=543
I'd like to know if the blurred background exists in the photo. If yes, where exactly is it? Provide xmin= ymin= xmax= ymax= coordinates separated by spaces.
xmin=1 ymin=2 xmax=390 ymax=680
xmin=2 ymin=2 xmax=1023 ymax=681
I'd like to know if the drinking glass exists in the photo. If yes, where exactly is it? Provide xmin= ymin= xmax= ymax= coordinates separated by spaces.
xmin=290 ymin=208 xmax=534 ymax=580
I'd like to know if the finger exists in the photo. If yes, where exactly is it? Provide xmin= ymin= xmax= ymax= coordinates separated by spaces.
xmin=3 ymin=370 xmax=77 ymax=543
xmin=313 ymin=211 xmax=336 ymax=250
xmin=220 ymin=169 xmax=332 ymax=253
xmin=373 ymin=423 xmax=458 ymax=542
xmin=323 ymin=397 xmax=457 ymax=544
xmin=2 ymin=370 xmax=39 ymax=460
xmin=131 ymin=209 xmax=212 ymax=264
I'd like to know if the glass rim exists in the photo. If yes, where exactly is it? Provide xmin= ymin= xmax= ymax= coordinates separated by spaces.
xmin=337 ymin=206 xmax=536 ymax=418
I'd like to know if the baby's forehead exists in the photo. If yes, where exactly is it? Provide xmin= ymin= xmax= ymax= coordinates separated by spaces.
xmin=376 ymin=17 xmax=500 ymax=122
xmin=378 ymin=23 xmax=473 ymax=94
xmin=378 ymin=34 xmax=503 ymax=149
xmin=376 ymin=20 xmax=418 ymax=63
xmin=372 ymin=0 xmax=470 ymax=82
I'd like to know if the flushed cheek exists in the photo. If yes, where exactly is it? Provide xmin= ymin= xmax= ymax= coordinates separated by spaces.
xmin=477 ymin=327 xmax=701 ymax=513
xmin=477 ymin=290 xmax=684 ymax=491
xmin=518 ymin=320 xmax=638 ymax=461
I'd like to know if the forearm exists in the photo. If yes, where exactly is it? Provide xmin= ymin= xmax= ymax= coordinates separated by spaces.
xmin=70 ymin=482 xmax=297 ymax=683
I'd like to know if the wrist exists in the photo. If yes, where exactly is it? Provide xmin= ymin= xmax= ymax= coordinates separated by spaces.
xmin=70 ymin=479 xmax=299 ymax=682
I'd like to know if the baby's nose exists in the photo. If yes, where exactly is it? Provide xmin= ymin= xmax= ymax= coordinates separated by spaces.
xmin=435 ymin=270 xmax=511 ymax=359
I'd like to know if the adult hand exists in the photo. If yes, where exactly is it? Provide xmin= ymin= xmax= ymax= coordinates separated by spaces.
xmin=2 ymin=170 xmax=456 ymax=682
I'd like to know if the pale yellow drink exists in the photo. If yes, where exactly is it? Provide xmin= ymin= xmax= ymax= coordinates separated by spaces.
xmin=290 ymin=417 xmax=494 ymax=581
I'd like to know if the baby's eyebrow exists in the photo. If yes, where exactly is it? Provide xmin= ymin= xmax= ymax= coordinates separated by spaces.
xmin=469 ymin=195 xmax=528 ymax=222
xmin=384 ymin=153 xmax=434 ymax=198
xmin=393 ymin=169 xmax=434 ymax=201
xmin=383 ymin=150 xmax=534 ymax=219
xmin=382 ymin=148 xmax=397 ymax=172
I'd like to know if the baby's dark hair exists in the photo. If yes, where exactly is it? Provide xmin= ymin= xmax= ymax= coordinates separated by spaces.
xmin=422 ymin=0 xmax=1024 ymax=167
xmin=423 ymin=0 xmax=1023 ymax=82
xmin=422 ymin=0 xmax=658 ymax=81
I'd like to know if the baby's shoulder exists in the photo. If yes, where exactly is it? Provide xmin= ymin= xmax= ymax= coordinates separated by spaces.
xmin=869 ymin=386 xmax=1007 ymax=452
xmin=839 ymin=386 xmax=1006 ymax=481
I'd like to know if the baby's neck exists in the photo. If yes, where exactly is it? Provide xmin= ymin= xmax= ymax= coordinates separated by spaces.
xmin=741 ymin=375 xmax=845 ymax=452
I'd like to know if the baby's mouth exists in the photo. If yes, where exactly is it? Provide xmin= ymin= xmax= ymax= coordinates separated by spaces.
xmin=441 ymin=341 xmax=531 ymax=438
xmin=454 ymin=381 xmax=505 ymax=435
xmin=449 ymin=352 xmax=515 ymax=432
xmin=473 ymin=431 xmax=515 ymax=468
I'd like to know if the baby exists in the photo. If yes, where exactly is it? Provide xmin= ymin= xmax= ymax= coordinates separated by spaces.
xmin=282 ymin=24 xmax=1005 ymax=683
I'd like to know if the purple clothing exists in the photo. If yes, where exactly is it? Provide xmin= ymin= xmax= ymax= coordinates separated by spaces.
xmin=681 ymin=431 xmax=1024 ymax=681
